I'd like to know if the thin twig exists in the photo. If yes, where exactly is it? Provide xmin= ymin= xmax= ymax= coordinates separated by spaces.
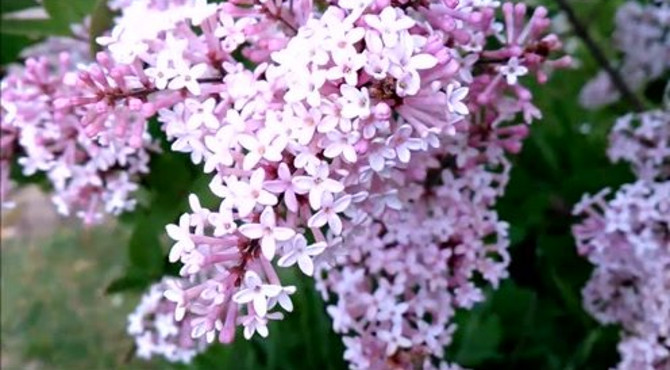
xmin=554 ymin=0 xmax=645 ymax=111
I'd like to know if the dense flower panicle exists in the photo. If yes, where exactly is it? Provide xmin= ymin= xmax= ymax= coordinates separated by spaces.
xmin=579 ymin=0 xmax=670 ymax=109
xmin=573 ymin=180 xmax=670 ymax=370
xmin=1 ymin=0 xmax=568 ymax=366
xmin=315 ymin=132 xmax=512 ymax=369
xmin=573 ymin=109 xmax=670 ymax=370
xmin=129 ymin=1 xmax=565 ymax=361
xmin=574 ymin=4 xmax=670 ymax=365
xmin=608 ymin=110 xmax=670 ymax=181
xmin=127 ymin=278 xmax=207 ymax=363
xmin=0 ymin=40 xmax=155 ymax=224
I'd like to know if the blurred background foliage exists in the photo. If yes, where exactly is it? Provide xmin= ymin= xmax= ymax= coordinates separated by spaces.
xmin=1 ymin=0 xmax=661 ymax=369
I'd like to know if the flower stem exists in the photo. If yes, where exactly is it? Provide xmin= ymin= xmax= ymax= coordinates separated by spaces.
xmin=553 ymin=0 xmax=645 ymax=111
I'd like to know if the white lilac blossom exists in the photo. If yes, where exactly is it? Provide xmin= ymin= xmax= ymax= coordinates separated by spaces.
xmin=579 ymin=1 xmax=670 ymax=109
xmin=573 ymin=110 xmax=670 ymax=370
xmin=127 ymin=278 xmax=207 ymax=363
xmin=1 ymin=0 xmax=569 ymax=367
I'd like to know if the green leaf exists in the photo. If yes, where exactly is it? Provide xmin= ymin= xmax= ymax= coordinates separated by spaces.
xmin=42 ymin=0 xmax=95 ymax=28
xmin=190 ymin=173 xmax=220 ymax=209
xmin=0 ymin=33 xmax=32 ymax=65
xmin=128 ymin=213 xmax=165 ymax=276
xmin=0 ymin=18 xmax=68 ymax=37
xmin=88 ymin=0 xmax=114 ymax=56
xmin=145 ymin=151 xmax=194 ymax=200
xmin=453 ymin=310 xmax=503 ymax=366
xmin=104 ymin=271 xmax=152 ymax=294
xmin=0 ymin=0 xmax=40 ymax=14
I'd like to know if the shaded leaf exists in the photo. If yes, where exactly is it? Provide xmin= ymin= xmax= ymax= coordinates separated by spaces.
xmin=0 ymin=18 xmax=68 ymax=37
xmin=88 ymin=0 xmax=114 ymax=56
xmin=42 ymin=0 xmax=95 ymax=28
xmin=105 ymin=271 xmax=152 ymax=294
xmin=128 ymin=214 xmax=164 ymax=276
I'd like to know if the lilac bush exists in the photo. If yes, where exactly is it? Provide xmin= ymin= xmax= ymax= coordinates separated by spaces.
xmin=23 ymin=0 xmax=670 ymax=369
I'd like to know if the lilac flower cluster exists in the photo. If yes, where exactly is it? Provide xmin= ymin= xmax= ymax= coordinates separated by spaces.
xmin=608 ymin=110 xmax=670 ymax=181
xmin=573 ymin=109 xmax=670 ymax=370
xmin=129 ymin=1 xmax=565 ymax=361
xmin=0 ymin=35 xmax=155 ymax=224
xmin=579 ymin=0 xmax=670 ymax=109
xmin=127 ymin=277 xmax=207 ymax=363
xmin=314 ymin=130 xmax=514 ymax=369
xmin=0 ymin=0 xmax=568 ymax=365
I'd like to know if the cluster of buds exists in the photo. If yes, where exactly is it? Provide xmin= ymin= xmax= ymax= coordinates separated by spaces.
xmin=573 ymin=109 xmax=670 ymax=370
xmin=1 ymin=0 xmax=568 ymax=367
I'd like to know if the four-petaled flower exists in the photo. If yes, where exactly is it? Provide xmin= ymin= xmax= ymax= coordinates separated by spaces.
xmin=166 ymin=213 xmax=195 ymax=262
xmin=185 ymin=98 xmax=219 ymax=130
xmin=340 ymin=85 xmax=371 ymax=119
xmin=263 ymin=163 xmax=300 ymax=212
xmin=364 ymin=7 xmax=415 ymax=47
xmin=308 ymin=193 xmax=352 ymax=235
xmin=386 ymin=125 xmax=424 ymax=163
xmin=377 ymin=324 xmax=412 ymax=356
xmin=240 ymin=312 xmax=284 ymax=339
xmin=144 ymin=54 xmax=177 ymax=90
xmin=228 ymin=169 xmax=278 ymax=217
xmin=446 ymin=83 xmax=470 ymax=116
xmin=169 ymin=62 xmax=208 ymax=95
xmin=232 ymin=271 xmax=282 ymax=317
xmin=278 ymin=235 xmax=328 ymax=276
xmin=499 ymin=57 xmax=528 ymax=85
xmin=237 ymin=129 xmax=287 ymax=170
xmin=293 ymin=162 xmax=345 ymax=209
xmin=239 ymin=206 xmax=295 ymax=260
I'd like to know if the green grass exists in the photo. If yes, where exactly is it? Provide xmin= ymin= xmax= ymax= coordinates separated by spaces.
xmin=0 ymin=215 xmax=167 ymax=370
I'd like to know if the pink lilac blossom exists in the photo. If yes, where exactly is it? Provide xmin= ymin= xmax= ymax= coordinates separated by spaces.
xmin=579 ymin=0 xmax=670 ymax=109
xmin=138 ymin=2 xmax=565 ymax=361
xmin=608 ymin=110 xmax=670 ymax=181
xmin=127 ymin=277 xmax=207 ymax=363
xmin=2 ymin=0 xmax=567 ymax=366
xmin=0 ymin=22 xmax=91 ymax=211
xmin=573 ymin=110 xmax=670 ymax=370
xmin=88 ymin=0 xmax=566 ymax=365
xmin=0 ymin=35 xmax=155 ymax=224
xmin=314 ymin=131 xmax=513 ymax=369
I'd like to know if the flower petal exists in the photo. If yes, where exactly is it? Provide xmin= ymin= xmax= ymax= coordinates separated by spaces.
xmin=239 ymin=223 xmax=264 ymax=239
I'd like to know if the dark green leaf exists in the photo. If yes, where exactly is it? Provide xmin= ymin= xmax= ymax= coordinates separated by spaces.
xmin=88 ymin=0 xmax=114 ymax=56
xmin=0 ymin=0 xmax=39 ymax=14
xmin=128 ymin=214 xmax=164 ymax=276
xmin=42 ymin=0 xmax=95 ymax=28
xmin=0 ymin=33 xmax=32 ymax=65
xmin=0 ymin=19 xmax=68 ymax=37
xmin=104 ymin=271 xmax=152 ymax=294
xmin=452 ymin=308 xmax=502 ymax=366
